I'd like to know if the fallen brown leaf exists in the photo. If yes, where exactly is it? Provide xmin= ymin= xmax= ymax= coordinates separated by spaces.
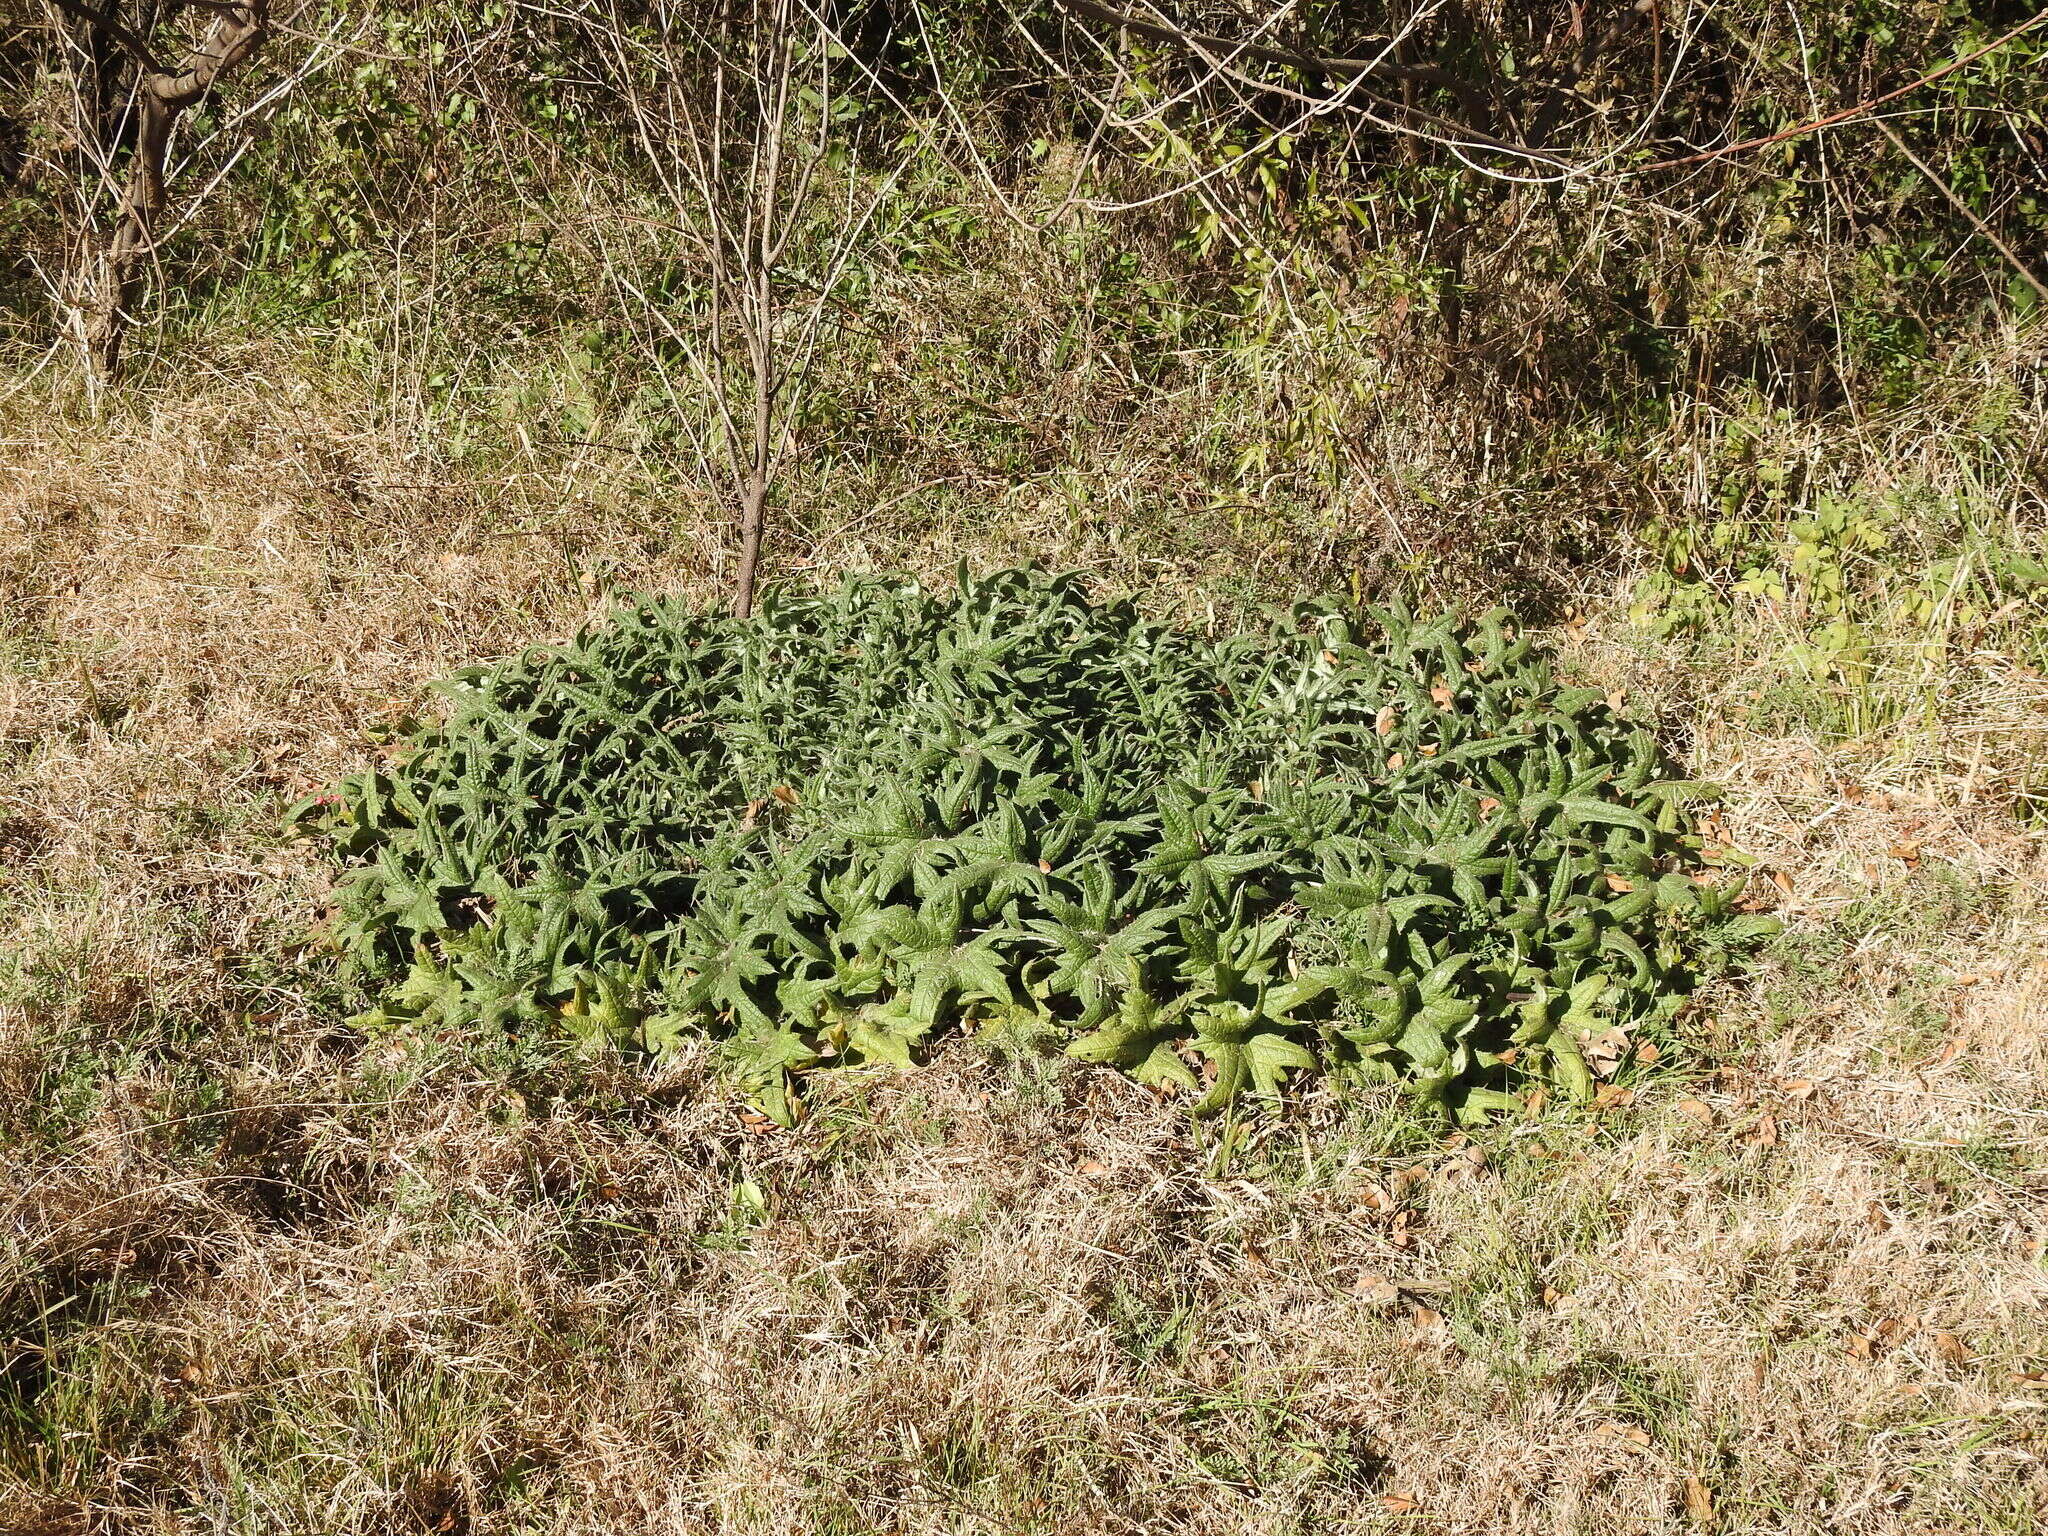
xmin=1593 ymin=1421 xmax=1653 ymax=1450
xmin=1584 ymin=1026 xmax=1631 ymax=1078
xmin=1683 ymin=1473 xmax=1715 ymax=1524
xmin=1437 ymin=1145 xmax=1487 ymax=1179
xmin=1933 ymin=1330 xmax=1974 ymax=1365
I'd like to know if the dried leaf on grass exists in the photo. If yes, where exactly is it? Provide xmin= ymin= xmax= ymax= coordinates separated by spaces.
xmin=1683 ymin=1473 xmax=1715 ymax=1524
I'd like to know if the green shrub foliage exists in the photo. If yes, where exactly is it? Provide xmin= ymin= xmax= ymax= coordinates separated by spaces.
xmin=317 ymin=569 xmax=1771 ymax=1120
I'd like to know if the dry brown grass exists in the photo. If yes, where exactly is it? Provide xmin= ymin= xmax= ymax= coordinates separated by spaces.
xmin=4 ymin=368 xmax=2048 ymax=1536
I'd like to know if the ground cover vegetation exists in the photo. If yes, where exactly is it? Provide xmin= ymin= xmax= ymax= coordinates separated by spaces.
xmin=2 ymin=0 xmax=2047 ymax=1531
xmin=321 ymin=569 xmax=1769 ymax=1121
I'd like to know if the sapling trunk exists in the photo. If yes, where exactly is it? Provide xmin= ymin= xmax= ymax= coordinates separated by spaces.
xmin=52 ymin=0 xmax=270 ymax=385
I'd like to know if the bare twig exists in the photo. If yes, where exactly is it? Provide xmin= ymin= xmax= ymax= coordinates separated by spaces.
xmin=1641 ymin=7 xmax=2048 ymax=172
xmin=40 ymin=0 xmax=169 ymax=72
xmin=600 ymin=0 xmax=895 ymax=619
xmin=1875 ymin=117 xmax=2048 ymax=307
xmin=44 ymin=0 xmax=273 ymax=383
xmin=1051 ymin=0 xmax=1588 ymax=174
xmin=1054 ymin=0 xmax=1496 ymax=123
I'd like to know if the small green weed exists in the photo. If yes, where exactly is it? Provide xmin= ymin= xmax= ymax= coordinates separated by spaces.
xmin=311 ymin=569 xmax=1771 ymax=1121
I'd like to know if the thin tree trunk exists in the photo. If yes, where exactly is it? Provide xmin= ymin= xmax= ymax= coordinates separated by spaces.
xmin=57 ymin=0 xmax=270 ymax=383
xmin=732 ymin=212 xmax=778 ymax=620
xmin=80 ymin=81 xmax=172 ymax=380
xmin=733 ymin=343 xmax=774 ymax=620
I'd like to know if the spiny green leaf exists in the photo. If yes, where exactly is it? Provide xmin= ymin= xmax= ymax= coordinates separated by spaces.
xmin=315 ymin=567 xmax=1763 ymax=1121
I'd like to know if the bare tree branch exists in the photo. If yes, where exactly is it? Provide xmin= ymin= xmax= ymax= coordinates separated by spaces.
xmin=1640 ymin=7 xmax=2048 ymax=171
xmin=45 ymin=0 xmax=272 ymax=382
xmin=39 ymin=0 xmax=169 ymax=73
xmin=1054 ymin=0 xmax=1496 ymax=124
xmin=598 ymin=0 xmax=897 ymax=618
xmin=1876 ymin=117 xmax=2048 ymax=307
xmin=1050 ymin=0 xmax=1588 ymax=176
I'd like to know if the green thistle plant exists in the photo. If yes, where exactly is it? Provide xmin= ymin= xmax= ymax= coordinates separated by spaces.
xmin=308 ymin=567 xmax=1774 ymax=1122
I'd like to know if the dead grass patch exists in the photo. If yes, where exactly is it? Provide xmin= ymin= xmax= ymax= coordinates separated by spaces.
xmin=2 ymin=375 xmax=2047 ymax=1534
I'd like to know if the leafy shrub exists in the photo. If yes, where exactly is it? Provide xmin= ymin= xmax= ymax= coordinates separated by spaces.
xmin=314 ymin=568 xmax=1770 ymax=1120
